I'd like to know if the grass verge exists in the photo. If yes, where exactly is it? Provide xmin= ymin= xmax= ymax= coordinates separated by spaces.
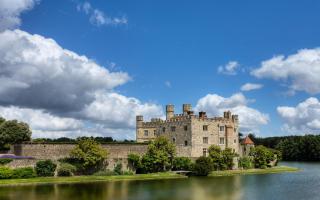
xmin=0 ymin=172 xmax=186 ymax=186
xmin=209 ymin=166 xmax=300 ymax=177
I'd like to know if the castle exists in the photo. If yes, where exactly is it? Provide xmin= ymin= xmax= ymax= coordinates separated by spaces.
xmin=136 ymin=104 xmax=241 ymax=157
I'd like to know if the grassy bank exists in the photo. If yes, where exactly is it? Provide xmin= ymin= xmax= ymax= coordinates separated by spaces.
xmin=209 ymin=166 xmax=300 ymax=177
xmin=0 ymin=172 xmax=186 ymax=186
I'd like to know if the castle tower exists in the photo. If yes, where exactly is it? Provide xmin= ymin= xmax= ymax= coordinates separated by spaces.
xmin=136 ymin=115 xmax=144 ymax=128
xmin=224 ymin=111 xmax=232 ymax=119
xmin=166 ymin=104 xmax=174 ymax=120
xmin=183 ymin=104 xmax=192 ymax=115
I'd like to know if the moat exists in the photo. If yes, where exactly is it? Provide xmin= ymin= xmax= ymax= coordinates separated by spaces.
xmin=0 ymin=162 xmax=319 ymax=200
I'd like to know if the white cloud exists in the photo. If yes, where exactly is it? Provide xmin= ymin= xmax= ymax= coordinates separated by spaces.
xmin=195 ymin=93 xmax=269 ymax=133
xmin=252 ymin=48 xmax=320 ymax=94
xmin=77 ymin=1 xmax=127 ymax=26
xmin=240 ymin=83 xmax=263 ymax=91
xmin=165 ymin=81 xmax=171 ymax=88
xmin=0 ymin=0 xmax=39 ymax=31
xmin=217 ymin=61 xmax=240 ymax=75
xmin=0 ymin=29 xmax=163 ymax=139
xmin=277 ymin=97 xmax=320 ymax=134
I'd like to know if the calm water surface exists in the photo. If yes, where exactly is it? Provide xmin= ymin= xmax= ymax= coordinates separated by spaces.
xmin=0 ymin=162 xmax=319 ymax=200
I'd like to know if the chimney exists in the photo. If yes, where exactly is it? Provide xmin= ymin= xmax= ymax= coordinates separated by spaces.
xmin=199 ymin=111 xmax=207 ymax=119
xmin=224 ymin=111 xmax=231 ymax=119
xmin=182 ymin=104 xmax=192 ymax=115
xmin=166 ymin=104 xmax=174 ymax=120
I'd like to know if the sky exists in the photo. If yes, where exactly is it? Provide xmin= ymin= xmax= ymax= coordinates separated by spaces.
xmin=1 ymin=0 xmax=320 ymax=139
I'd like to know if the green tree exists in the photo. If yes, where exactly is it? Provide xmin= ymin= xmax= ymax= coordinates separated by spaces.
xmin=208 ymin=145 xmax=236 ymax=170
xmin=35 ymin=160 xmax=57 ymax=177
xmin=0 ymin=119 xmax=32 ymax=147
xmin=128 ymin=153 xmax=141 ymax=172
xmin=194 ymin=156 xmax=214 ymax=176
xmin=70 ymin=138 xmax=108 ymax=174
xmin=172 ymin=157 xmax=193 ymax=171
xmin=249 ymin=145 xmax=275 ymax=168
xmin=140 ymin=136 xmax=176 ymax=173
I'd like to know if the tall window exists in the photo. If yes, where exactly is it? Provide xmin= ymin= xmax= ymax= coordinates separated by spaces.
xmin=219 ymin=126 xmax=225 ymax=132
xmin=171 ymin=126 xmax=176 ymax=132
xmin=203 ymin=148 xmax=207 ymax=157
xmin=219 ymin=137 xmax=225 ymax=145
xmin=154 ymin=130 xmax=157 ymax=136
xmin=184 ymin=125 xmax=188 ymax=131
xmin=172 ymin=137 xmax=176 ymax=143
xmin=144 ymin=130 xmax=148 ymax=136
xmin=162 ymin=127 xmax=166 ymax=133
xmin=203 ymin=137 xmax=208 ymax=144
xmin=203 ymin=125 xmax=208 ymax=131
xmin=184 ymin=140 xmax=188 ymax=146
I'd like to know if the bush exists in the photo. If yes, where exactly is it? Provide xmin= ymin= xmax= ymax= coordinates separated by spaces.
xmin=93 ymin=170 xmax=116 ymax=176
xmin=194 ymin=156 xmax=214 ymax=176
xmin=12 ymin=167 xmax=36 ymax=179
xmin=249 ymin=146 xmax=275 ymax=169
xmin=57 ymin=163 xmax=76 ymax=177
xmin=172 ymin=157 xmax=193 ymax=171
xmin=0 ymin=158 xmax=13 ymax=165
xmin=128 ymin=153 xmax=141 ymax=172
xmin=0 ymin=167 xmax=13 ymax=179
xmin=113 ymin=163 xmax=123 ymax=175
xmin=35 ymin=160 xmax=57 ymax=177
xmin=238 ymin=156 xmax=253 ymax=169
xmin=123 ymin=170 xmax=134 ymax=175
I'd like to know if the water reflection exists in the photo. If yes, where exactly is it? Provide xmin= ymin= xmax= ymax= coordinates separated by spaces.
xmin=0 ymin=162 xmax=319 ymax=200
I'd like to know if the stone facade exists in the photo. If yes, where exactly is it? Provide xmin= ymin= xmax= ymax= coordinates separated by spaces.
xmin=136 ymin=104 xmax=240 ymax=157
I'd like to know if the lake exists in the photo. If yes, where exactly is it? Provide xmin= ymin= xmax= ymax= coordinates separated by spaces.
xmin=0 ymin=162 xmax=319 ymax=200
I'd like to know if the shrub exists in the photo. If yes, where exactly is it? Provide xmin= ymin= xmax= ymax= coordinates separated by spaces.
xmin=113 ymin=163 xmax=123 ymax=175
xmin=172 ymin=157 xmax=193 ymax=171
xmin=0 ymin=158 xmax=13 ymax=165
xmin=238 ymin=156 xmax=253 ymax=169
xmin=35 ymin=160 xmax=57 ymax=177
xmin=57 ymin=163 xmax=76 ymax=177
xmin=249 ymin=145 xmax=275 ymax=169
xmin=128 ymin=153 xmax=141 ymax=172
xmin=0 ymin=167 xmax=13 ymax=179
xmin=123 ymin=170 xmax=134 ymax=175
xmin=93 ymin=170 xmax=116 ymax=176
xmin=12 ymin=167 xmax=36 ymax=179
xmin=194 ymin=156 xmax=214 ymax=176
xmin=70 ymin=138 xmax=108 ymax=174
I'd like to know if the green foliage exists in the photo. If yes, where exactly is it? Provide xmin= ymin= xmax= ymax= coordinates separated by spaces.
xmin=238 ymin=156 xmax=253 ymax=169
xmin=0 ymin=167 xmax=35 ymax=179
xmin=12 ymin=167 xmax=36 ymax=179
xmin=113 ymin=163 xmax=123 ymax=175
xmin=57 ymin=163 xmax=77 ymax=177
xmin=140 ymin=136 xmax=176 ymax=173
xmin=128 ymin=153 xmax=141 ymax=172
xmin=208 ymin=145 xmax=237 ymax=170
xmin=35 ymin=160 xmax=57 ymax=177
xmin=194 ymin=156 xmax=214 ymax=176
xmin=172 ymin=157 xmax=193 ymax=171
xmin=69 ymin=138 xmax=108 ymax=174
xmin=123 ymin=170 xmax=134 ymax=175
xmin=0 ymin=158 xmax=13 ymax=165
xmin=249 ymin=145 xmax=275 ymax=169
xmin=93 ymin=169 xmax=116 ymax=176
xmin=0 ymin=119 xmax=32 ymax=147
xmin=0 ymin=167 xmax=14 ymax=179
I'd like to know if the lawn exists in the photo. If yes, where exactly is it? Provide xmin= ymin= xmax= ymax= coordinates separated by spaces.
xmin=209 ymin=166 xmax=300 ymax=177
xmin=0 ymin=172 xmax=186 ymax=186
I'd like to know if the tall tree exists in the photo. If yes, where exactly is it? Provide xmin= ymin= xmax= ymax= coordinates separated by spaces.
xmin=0 ymin=119 xmax=32 ymax=147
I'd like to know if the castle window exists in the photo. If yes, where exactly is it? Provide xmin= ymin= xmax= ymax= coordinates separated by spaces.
xmin=203 ymin=125 xmax=208 ymax=131
xmin=203 ymin=148 xmax=207 ymax=157
xmin=234 ymin=128 xmax=237 ymax=133
xmin=144 ymin=130 xmax=148 ymax=136
xmin=154 ymin=130 xmax=157 ymax=136
xmin=184 ymin=125 xmax=188 ymax=131
xmin=171 ymin=126 xmax=176 ymax=132
xmin=219 ymin=137 xmax=225 ymax=145
xmin=219 ymin=126 xmax=225 ymax=132
xmin=203 ymin=137 xmax=208 ymax=144
xmin=234 ymin=139 xmax=237 ymax=143
xmin=162 ymin=127 xmax=166 ymax=133
xmin=184 ymin=140 xmax=188 ymax=146
xmin=172 ymin=137 xmax=176 ymax=143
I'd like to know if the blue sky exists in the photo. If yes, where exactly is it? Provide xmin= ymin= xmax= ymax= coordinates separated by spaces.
xmin=1 ymin=0 xmax=320 ymax=139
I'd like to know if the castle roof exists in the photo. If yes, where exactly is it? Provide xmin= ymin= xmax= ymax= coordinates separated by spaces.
xmin=242 ymin=136 xmax=254 ymax=145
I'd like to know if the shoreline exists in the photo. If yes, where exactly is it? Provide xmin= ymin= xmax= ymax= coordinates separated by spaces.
xmin=0 ymin=172 xmax=186 ymax=187
xmin=209 ymin=166 xmax=300 ymax=177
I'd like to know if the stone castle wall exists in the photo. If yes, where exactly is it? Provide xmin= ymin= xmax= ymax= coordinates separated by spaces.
xmin=7 ymin=143 xmax=192 ymax=170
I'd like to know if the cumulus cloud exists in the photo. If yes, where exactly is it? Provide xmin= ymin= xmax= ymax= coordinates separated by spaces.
xmin=0 ymin=29 xmax=163 ymax=139
xmin=277 ymin=97 xmax=320 ymax=134
xmin=165 ymin=81 xmax=171 ymax=88
xmin=217 ymin=61 xmax=240 ymax=75
xmin=77 ymin=1 xmax=127 ymax=26
xmin=195 ymin=93 xmax=269 ymax=133
xmin=0 ymin=0 xmax=39 ymax=31
xmin=252 ymin=48 xmax=320 ymax=94
xmin=240 ymin=83 xmax=263 ymax=91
